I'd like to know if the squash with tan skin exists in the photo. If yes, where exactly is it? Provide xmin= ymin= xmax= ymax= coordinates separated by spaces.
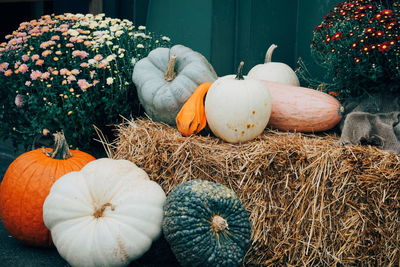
xmin=264 ymin=80 xmax=344 ymax=132
xmin=176 ymin=82 xmax=212 ymax=136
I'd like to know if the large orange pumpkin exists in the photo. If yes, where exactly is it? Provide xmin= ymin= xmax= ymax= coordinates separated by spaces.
xmin=0 ymin=132 xmax=95 ymax=247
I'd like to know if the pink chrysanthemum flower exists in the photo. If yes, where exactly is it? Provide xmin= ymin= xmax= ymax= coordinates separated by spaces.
xmin=14 ymin=94 xmax=24 ymax=107
xmin=18 ymin=64 xmax=29 ymax=73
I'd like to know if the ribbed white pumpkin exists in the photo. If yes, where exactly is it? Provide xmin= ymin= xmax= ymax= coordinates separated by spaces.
xmin=43 ymin=158 xmax=166 ymax=267
xmin=247 ymin=44 xmax=300 ymax=86
xmin=205 ymin=62 xmax=272 ymax=143
xmin=132 ymin=44 xmax=217 ymax=126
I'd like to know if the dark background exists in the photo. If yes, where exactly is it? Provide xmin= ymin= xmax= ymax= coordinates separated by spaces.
xmin=0 ymin=0 xmax=341 ymax=266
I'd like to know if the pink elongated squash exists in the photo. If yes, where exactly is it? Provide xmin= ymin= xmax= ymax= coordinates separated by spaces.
xmin=261 ymin=81 xmax=343 ymax=132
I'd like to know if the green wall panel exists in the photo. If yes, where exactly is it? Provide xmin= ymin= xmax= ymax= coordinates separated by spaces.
xmin=210 ymin=0 xmax=236 ymax=75
xmin=295 ymin=0 xmax=343 ymax=80
xmin=144 ymin=0 xmax=344 ymax=78
xmin=146 ymin=0 xmax=213 ymax=59
xmin=235 ymin=0 xmax=298 ymax=74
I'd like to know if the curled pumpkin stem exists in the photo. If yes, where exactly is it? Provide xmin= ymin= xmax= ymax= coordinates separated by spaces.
xmin=265 ymin=44 xmax=278 ymax=63
xmin=176 ymin=82 xmax=212 ymax=136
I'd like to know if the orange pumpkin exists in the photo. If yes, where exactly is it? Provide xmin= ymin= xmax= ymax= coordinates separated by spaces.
xmin=262 ymin=81 xmax=343 ymax=132
xmin=0 ymin=132 xmax=95 ymax=247
xmin=176 ymin=82 xmax=212 ymax=136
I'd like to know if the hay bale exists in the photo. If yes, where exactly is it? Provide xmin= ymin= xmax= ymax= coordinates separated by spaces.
xmin=111 ymin=119 xmax=400 ymax=266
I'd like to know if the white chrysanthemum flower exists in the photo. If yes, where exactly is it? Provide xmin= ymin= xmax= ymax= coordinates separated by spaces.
xmin=106 ymin=77 xmax=114 ymax=85
xmin=99 ymin=22 xmax=108 ymax=28
xmin=95 ymin=13 xmax=105 ymax=20
xmin=110 ymin=25 xmax=122 ymax=32
xmin=115 ymin=30 xmax=124 ymax=37
xmin=138 ymin=25 xmax=146 ymax=30
xmin=136 ymin=44 xmax=144 ymax=49
xmin=106 ymin=40 xmax=113 ymax=46
xmin=134 ymin=33 xmax=146 ymax=38
xmin=67 ymin=29 xmax=79 ymax=36
xmin=106 ymin=54 xmax=117 ymax=61
xmin=88 ymin=59 xmax=97 ymax=65
xmin=131 ymin=58 xmax=137 ymax=65
xmin=162 ymin=36 xmax=171 ymax=42
xmin=89 ymin=22 xmax=99 ymax=29
xmin=93 ymin=30 xmax=108 ymax=36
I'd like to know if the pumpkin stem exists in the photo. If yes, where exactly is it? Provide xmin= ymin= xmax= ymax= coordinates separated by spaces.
xmin=93 ymin=203 xmax=115 ymax=218
xmin=164 ymin=54 xmax=177 ymax=81
xmin=211 ymin=215 xmax=228 ymax=232
xmin=235 ymin=61 xmax=245 ymax=80
xmin=45 ymin=131 xmax=72 ymax=160
xmin=265 ymin=44 xmax=278 ymax=63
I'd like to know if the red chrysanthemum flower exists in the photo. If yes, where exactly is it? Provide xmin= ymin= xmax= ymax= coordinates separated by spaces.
xmin=381 ymin=9 xmax=393 ymax=16
xmin=365 ymin=27 xmax=375 ymax=33
xmin=332 ymin=32 xmax=342 ymax=40
xmin=378 ymin=42 xmax=391 ymax=52
xmin=357 ymin=6 xmax=368 ymax=11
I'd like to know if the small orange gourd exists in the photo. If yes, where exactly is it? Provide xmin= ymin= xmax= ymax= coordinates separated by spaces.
xmin=176 ymin=82 xmax=212 ymax=136
xmin=0 ymin=131 xmax=95 ymax=247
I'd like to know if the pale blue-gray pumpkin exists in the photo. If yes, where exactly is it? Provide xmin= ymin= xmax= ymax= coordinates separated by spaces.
xmin=132 ymin=45 xmax=218 ymax=125
xmin=162 ymin=179 xmax=251 ymax=267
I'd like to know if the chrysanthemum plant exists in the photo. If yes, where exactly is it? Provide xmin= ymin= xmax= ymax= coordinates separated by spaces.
xmin=0 ymin=13 xmax=171 ymax=151
xmin=297 ymin=0 xmax=399 ymax=100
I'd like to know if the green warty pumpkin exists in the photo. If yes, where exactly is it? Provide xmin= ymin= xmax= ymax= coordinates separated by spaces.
xmin=162 ymin=179 xmax=251 ymax=267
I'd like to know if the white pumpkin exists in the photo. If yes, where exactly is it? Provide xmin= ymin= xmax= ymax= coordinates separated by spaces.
xmin=247 ymin=44 xmax=300 ymax=86
xmin=205 ymin=62 xmax=272 ymax=143
xmin=43 ymin=158 xmax=166 ymax=267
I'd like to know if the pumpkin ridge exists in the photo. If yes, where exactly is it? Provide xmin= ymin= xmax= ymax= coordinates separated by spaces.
xmin=146 ymin=57 xmax=166 ymax=75
xmin=112 ymin=217 xmax=154 ymax=245
xmin=170 ymin=73 xmax=199 ymax=102
xmin=64 ymin=156 xmax=84 ymax=172
xmin=17 ymin=156 xmax=52 ymax=241
xmin=110 ymin=213 xmax=161 ymax=238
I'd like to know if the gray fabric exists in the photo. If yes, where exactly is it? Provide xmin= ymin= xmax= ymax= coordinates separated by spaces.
xmin=339 ymin=93 xmax=400 ymax=154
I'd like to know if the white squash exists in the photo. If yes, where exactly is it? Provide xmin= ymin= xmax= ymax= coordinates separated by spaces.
xmin=43 ymin=158 xmax=166 ymax=267
xmin=205 ymin=62 xmax=272 ymax=143
xmin=247 ymin=44 xmax=300 ymax=86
